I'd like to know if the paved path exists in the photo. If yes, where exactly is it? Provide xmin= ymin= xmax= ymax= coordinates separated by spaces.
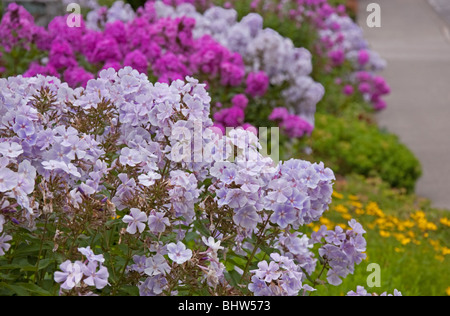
xmin=357 ymin=0 xmax=450 ymax=209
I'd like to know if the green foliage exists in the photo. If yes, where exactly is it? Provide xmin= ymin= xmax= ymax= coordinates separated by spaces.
xmin=301 ymin=113 xmax=422 ymax=192
xmin=0 ymin=44 xmax=45 ymax=78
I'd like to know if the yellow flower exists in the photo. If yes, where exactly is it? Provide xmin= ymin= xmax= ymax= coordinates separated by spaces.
xmin=349 ymin=195 xmax=359 ymax=201
xmin=332 ymin=191 xmax=344 ymax=199
xmin=341 ymin=213 xmax=353 ymax=221
xmin=428 ymin=239 xmax=441 ymax=252
xmin=394 ymin=247 xmax=404 ymax=253
xmin=374 ymin=218 xmax=387 ymax=228
xmin=394 ymin=233 xmax=411 ymax=245
xmin=366 ymin=202 xmax=385 ymax=217
xmin=396 ymin=223 xmax=406 ymax=232
xmin=401 ymin=238 xmax=411 ymax=246
xmin=403 ymin=220 xmax=415 ymax=229
xmin=337 ymin=223 xmax=348 ymax=230
xmin=412 ymin=211 xmax=426 ymax=219
xmin=411 ymin=211 xmax=438 ymax=231
xmin=335 ymin=204 xmax=349 ymax=214
xmin=355 ymin=208 xmax=365 ymax=215
xmin=446 ymin=287 xmax=450 ymax=296
xmin=440 ymin=217 xmax=450 ymax=227
xmin=426 ymin=222 xmax=438 ymax=231
xmin=379 ymin=230 xmax=391 ymax=238
xmin=350 ymin=201 xmax=363 ymax=209
xmin=442 ymin=247 xmax=450 ymax=256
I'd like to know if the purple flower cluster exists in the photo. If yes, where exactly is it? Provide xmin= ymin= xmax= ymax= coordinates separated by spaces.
xmin=0 ymin=3 xmax=44 ymax=52
xmin=213 ymin=94 xmax=248 ymax=132
xmin=85 ymin=1 xmax=136 ymax=30
xmin=209 ymin=143 xmax=335 ymax=239
xmin=249 ymin=253 xmax=315 ymax=296
xmin=191 ymin=0 xmax=390 ymax=111
xmin=353 ymin=71 xmax=391 ymax=110
xmin=151 ymin=1 xmax=324 ymax=127
xmin=289 ymin=0 xmax=390 ymax=110
xmin=347 ymin=286 xmax=402 ymax=297
xmin=275 ymin=232 xmax=317 ymax=276
xmin=269 ymin=107 xmax=314 ymax=138
xmin=311 ymin=219 xmax=367 ymax=286
xmin=0 ymin=68 xmax=377 ymax=296
xmin=54 ymin=247 xmax=109 ymax=293
xmin=0 ymin=2 xmax=247 ymax=91
xmin=246 ymin=71 xmax=270 ymax=98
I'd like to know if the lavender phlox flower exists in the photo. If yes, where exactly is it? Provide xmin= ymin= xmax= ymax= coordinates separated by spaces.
xmin=0 ymin=215 xmax=4 ymax=233
xmin=0 ymin=233 xmax=12 ymax=256
xmin=201 ymin=236 xmax=224 ymax=261
xmin=122 ymin=208 xmax=148 ymax=234
xmin=138 ymin=275 xmax=168 ymax=296
xmin=248 ymin=275 xmax=271 ymax=296
xmin=129 ymin=255 xmax=147 ymax=274
xmin=0 ymin=142 xmax=23 ymax=158
xmin=271 ymin=204 xmax=297 ymax=228
xmin=78 ymin=246 xmax=105 ymax=264
xmin=253 ymin=260 xmax=281 ymax=282
xmin=232 ymin=205 xmax=261 ymax=230
xmin=0 ymin=167 xmax=18 ymax=193
xmin=82 ymin=261 xmax=109 ymax=289
xmin=147 ymin=210 xmax=170 ymax=234
xmin=42 ymin=160 xmax=81 ymax=178
xmin=167 ymin=241 xmax=192 ymax=264
xmin=144 ymin=254 xmax=171 ymax=276
xmin=267 ymin=179 xmax=293 ymax=204
xmin=249 ymin=254 xmax=308 ymax=296
xmin=200 ymin=260 xmax=226 ymax=289
xmin=138 ymin=171 xmax=162 ymax=187
xmin=119 ymin=147 xmax=142 ymax=167
xmin=346 ymin=286 xmax=402 ymax=296
xmin=325 ymin=226 xmax=346 ymax=246
xmin=13 ymin=115 xmax=35 ymax=139
xmin=349 ymin=218 xmax=366 ymax=235
xmin=54 ymin=260 xmax=84 ymax=290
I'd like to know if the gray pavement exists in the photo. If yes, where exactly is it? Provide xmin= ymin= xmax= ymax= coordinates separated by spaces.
xmin=428 ymin=0 xmax=450 ymax=25
xmin=358 ymin=0 xmax=450 ymax=209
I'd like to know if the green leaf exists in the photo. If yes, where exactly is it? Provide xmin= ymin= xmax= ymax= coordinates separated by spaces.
xmin=14 ymin=283 xmax=52 ymax=296
xmin=1 ymin=283 xmax=29 ymax=296
xmin=193 ymin=220 xmax=210 ymax=237
xmin=226 ymin=270 xmax=242 ymax=288
xmin=184 ymin=231 xmax=199 ymax=242
xmin=0 ymin=264 xmax=22 ymax=270
xmin=118 ymin=285 xmax=139 ymax=296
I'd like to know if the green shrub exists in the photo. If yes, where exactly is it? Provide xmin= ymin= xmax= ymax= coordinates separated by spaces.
xmin=300 ymin=114 xmax=422 ymax=192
